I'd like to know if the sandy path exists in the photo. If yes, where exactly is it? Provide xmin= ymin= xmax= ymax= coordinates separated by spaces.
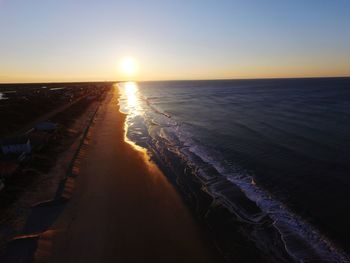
xmin=43 ymin=88 xmax=217 ymax=263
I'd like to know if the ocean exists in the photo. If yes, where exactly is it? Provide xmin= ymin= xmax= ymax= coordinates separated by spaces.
xmin=118 ymin=78 xmax=350 ymax=263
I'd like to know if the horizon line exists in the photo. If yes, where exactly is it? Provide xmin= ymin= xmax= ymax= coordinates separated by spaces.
xmin=0 ymin=75 xmax=350 ymax=85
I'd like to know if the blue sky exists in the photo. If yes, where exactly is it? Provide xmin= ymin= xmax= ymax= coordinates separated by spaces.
xmin=0 ymin=0 xmax=349 ymax=82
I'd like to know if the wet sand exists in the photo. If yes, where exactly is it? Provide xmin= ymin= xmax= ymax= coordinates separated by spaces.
xmin=40 ymin=88 xmax=217 ymax=263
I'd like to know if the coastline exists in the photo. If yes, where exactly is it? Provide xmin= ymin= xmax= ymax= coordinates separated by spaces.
xmin=5 ymin=83 xmax=347 ymax=263
xmin=12 ymin=87 xmax=219 ymax=262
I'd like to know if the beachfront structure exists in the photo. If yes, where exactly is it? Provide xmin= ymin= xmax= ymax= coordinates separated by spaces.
xmin=87 ymin=95 xmax=96 ymax=100
xmin=0 ymin=180 xmax=4 ymax=193
xmin=28 ymin=130 xmax=51 ymax=149
xmin=34 ymin=121 xmax=57 ymax=132
xmin=1 ymin=137 xmax=32 ymax=154
xmin=0 ymin=162 xmax=18 ymax=178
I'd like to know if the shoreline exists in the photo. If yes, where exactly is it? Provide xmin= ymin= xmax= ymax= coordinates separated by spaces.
xmin=4 ymin=83 xmax=347 ymax=263
xmin=4 ymin=87 xmax=220 ymax=262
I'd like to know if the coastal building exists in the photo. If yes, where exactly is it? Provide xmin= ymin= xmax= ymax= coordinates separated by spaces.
xmin=28 ymin=130 xmax=51 ymax=149
xmin=34 ymin=121 xmax=57 ymax=132
xmin=0 ymin=151 xmax=23 ymax=178
xmin=0 ymin=180 xmax=4 ymax=193
xmin=87 ymin=95 xmax=96 ymax=100
xmin=0 ymin=137 xmax=32 ymax=155
xmin=0 ymin=162 xmax=18 ymax=178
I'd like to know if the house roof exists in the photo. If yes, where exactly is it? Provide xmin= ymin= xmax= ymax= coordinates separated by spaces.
xmin=0 ymin=162 xmax=18 ymax=175
xmin=0 ymin=152 xmax=21 ymax=161
xmin=35 ymin=121 xmax=57 ymax=130
xmin=1 ymin=137 xmax=30 ymax=145
xmin=29 ymin=131 xmax=50 ymax=146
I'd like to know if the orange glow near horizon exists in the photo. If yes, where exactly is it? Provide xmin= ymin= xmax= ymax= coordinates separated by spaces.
xmin=1 ymin=2 xmax=350 ymax=83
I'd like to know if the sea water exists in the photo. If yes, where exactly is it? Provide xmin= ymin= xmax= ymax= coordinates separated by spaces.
xmin=118 ymin=78 xmax=350 ymax=262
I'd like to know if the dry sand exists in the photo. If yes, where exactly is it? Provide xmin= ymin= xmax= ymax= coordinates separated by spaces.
xmin=38 ymin=88 xmax=217 ymax=263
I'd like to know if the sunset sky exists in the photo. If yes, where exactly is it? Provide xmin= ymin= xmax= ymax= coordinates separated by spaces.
xmin=0 ymin=0 xmax=350 ymax=82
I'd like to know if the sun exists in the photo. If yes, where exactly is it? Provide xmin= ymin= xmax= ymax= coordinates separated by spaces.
xmin=120 ymin=57 xmax=138 ymax=76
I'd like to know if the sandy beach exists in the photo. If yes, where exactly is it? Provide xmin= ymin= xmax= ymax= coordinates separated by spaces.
xmin=31 ymin=88 xmax=217 ymax=263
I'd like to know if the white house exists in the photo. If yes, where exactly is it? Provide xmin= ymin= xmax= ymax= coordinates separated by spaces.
xmin=1 ymin=137 xmax=32 ymax=154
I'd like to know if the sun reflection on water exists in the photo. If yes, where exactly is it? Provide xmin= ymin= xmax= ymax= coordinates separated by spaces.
xmin=117 ymin=81 xmax=147 ymax=153
xmin=117 ymin=81 xmax=139 ymax=113
xmin=124 ymin=81 xmax=138 ymax=108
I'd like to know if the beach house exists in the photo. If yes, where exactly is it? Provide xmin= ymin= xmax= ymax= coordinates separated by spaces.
xmin=34 ymin=121 xmax=57 ymax=132
xmin=0 ymin=137 xmax=32 ymax=155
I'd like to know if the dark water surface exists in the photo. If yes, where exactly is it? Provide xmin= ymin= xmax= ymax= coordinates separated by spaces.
xmin=119 ymin=78 xmax=350 ymax=262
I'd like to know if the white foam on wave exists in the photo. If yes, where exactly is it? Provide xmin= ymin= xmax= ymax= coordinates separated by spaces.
xmin=152 ymin=117 xmax=349 ymax=262
xmin=186 ymin=141 xmax=349 ymax=263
